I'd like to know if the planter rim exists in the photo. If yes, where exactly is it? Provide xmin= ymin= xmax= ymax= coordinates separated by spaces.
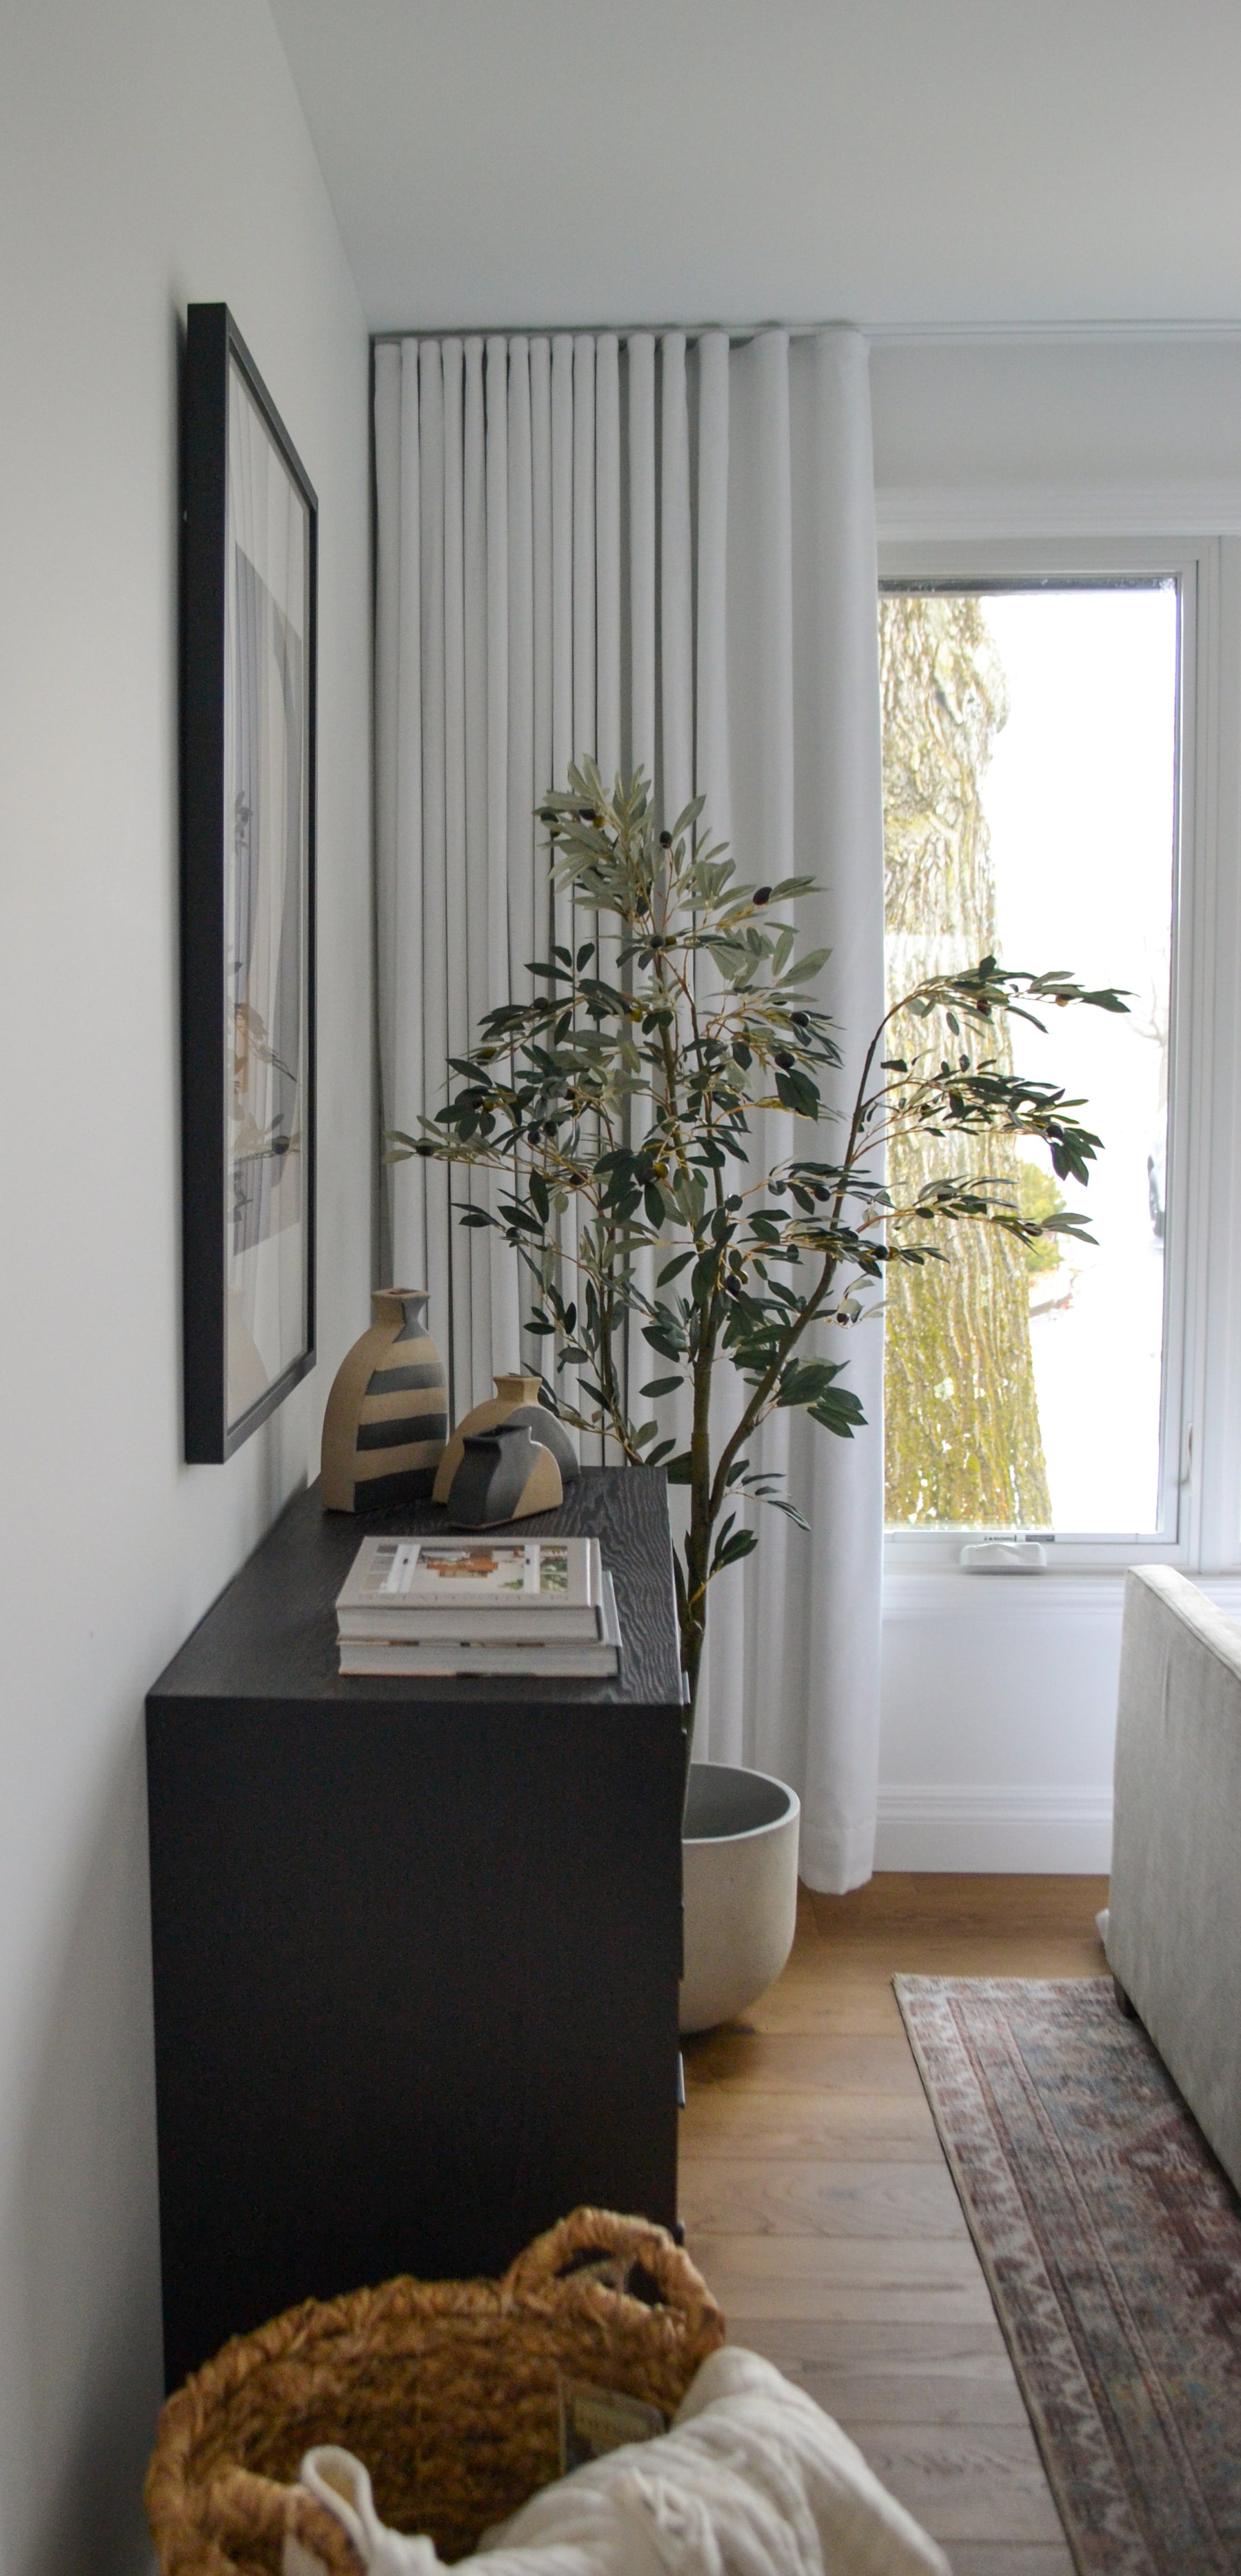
xmin=683 ymin=1758 xmax=801 ymax=1847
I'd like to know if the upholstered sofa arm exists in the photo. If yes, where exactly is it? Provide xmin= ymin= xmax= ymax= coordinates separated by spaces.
xmin=1108 ymin=1565 xmax=1241 ymax=2193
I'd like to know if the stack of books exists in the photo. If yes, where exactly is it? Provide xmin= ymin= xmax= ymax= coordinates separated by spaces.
xmin=334 ymin=1534 xmax=621 ymax=1677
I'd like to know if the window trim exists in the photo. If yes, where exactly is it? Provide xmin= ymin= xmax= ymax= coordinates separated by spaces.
xmin=877 ymin=531 xmax=1240 ymax=1579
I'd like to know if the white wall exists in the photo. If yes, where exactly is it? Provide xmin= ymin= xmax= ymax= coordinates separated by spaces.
xmin=871 ymin=334 xmax=1241 ymax=503
xmin=871 ymin=334 xmax=1241 ymax=1870
xmin=878 ymin=1574 xmax=1241 ymax=1874
xmin=0 ymin=4 xmax=371 ymax=2568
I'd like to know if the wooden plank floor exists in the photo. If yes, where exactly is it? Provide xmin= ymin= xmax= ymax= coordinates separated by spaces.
xmin=680 ymin=1872 xmax=1109 ymax=2576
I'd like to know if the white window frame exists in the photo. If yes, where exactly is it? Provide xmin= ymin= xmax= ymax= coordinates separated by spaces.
xmin=878 ymin=531 xmax=1241 ymax=1580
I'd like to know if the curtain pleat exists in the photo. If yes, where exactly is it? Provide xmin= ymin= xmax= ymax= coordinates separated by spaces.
xmin=572 ymin=337 xmax=596 ymax=779
xmin=372 ymin=343 xmax=402 ymax=1286
xmin=505 ymin=340 xmax=534 ymax=1005
xmin=660 ymin=334 xmax=694 ymax=826
xmin=595 ymin=338 xmax=622 ymax=785
xmin=792 ymin=330 xmax=886 ymax=1886
xmin=691 ymin=328 xmax=742 ymax=1748
xmin=485 ymin=338 xmax=521 ymax=1376
xmin=531 ymin=339 xmax=554 ymax=978
xmin=627 ymin=336 xmax=657 ymax=778
xmin=441 ymin=342 xmax=472 ymax=1403
xmin=393 ymin=348 xmax=425 ymax=1288
xmin=550 ymin=336 xmax=574 ymax=973
xmin=622 ymin=338 xmax=660 ymax=1414
xmin=416 ymin=346 xmax=452 ymax=1395
xmin=461 ymin=338 xmax=491 ymax=1392
xmin=374 ymin=325 xmax=885 ymax=1889
xmin=695 ymin=331 xmax=731 ymax=849
xmin=594 ymin=336 xmax=623 ymax=1011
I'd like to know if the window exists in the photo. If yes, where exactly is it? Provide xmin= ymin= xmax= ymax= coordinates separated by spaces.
xmin=880 ymin=577 xmax=1178 ymax=1541
xmin=870 ymin=520 xmax=1241 ymax=1566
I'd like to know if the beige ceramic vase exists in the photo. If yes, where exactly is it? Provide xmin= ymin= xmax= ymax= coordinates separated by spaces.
xmin=321 ymin=1290 xmax=447 ymax=1512
xmin=445 ymin=1422 xmax=563 ymax=1526
xmin=432 ymin=1372 xmax=579 ymax=1503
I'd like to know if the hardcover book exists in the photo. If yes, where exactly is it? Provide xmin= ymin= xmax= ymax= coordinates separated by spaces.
xmin=338 ymin=1572 xmax=622 ymax=1676
xmin=335 ymin=1534 xmax=604 ymax=1641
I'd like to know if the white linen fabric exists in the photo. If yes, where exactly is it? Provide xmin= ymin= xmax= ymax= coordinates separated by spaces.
xmin=373 ymin=327 xmax=885 ymax=1889
xmin=1107 ymin=1565 xmax=1241 ymax=2193
xmin=284 ymin=2346 xmax=948 ymax=2576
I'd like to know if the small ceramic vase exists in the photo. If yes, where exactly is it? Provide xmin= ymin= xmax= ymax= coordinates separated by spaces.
xmin=445 ymin=1421 xmax=563 ymax=1527
xmin=321 ymin=1289 xmax=447 ymax=1511
xmin=432 ymin=1371 xmax=580 ymax=1503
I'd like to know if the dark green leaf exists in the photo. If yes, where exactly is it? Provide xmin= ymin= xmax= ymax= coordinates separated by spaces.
xmin=711 ymin=1528 xmax=758 ymax=1574
xmin=808 ymin=1387 xmax=867 ymax=1437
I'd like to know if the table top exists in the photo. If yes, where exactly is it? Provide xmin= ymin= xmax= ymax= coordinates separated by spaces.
xmin=149 ymin=1466 xmax=685 ymax=1710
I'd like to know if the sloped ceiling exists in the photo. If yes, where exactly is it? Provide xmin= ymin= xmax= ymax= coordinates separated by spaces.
xmin=268 ymin=0 xmax=1241 ymax=332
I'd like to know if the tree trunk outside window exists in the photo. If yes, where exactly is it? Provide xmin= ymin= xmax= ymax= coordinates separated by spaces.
xmin=880 ymin=594 xmax=1053 ymax=1528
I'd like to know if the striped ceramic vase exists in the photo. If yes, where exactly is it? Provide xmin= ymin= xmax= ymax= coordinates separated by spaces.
xmin=320 ymin=1290 xmax=447 ymax=1511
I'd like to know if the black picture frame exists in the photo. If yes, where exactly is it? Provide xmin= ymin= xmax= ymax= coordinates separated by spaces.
xmin=181 ymin=304 xmax=317 ymax=1462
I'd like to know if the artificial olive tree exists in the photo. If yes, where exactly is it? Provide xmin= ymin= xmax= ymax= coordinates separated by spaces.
xmin=390 ymin=762 xmax=1124 ymax=1716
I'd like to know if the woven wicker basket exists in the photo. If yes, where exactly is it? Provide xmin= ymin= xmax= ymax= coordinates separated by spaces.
xmin=146 ymin=2208 xmax=726 ymax=2576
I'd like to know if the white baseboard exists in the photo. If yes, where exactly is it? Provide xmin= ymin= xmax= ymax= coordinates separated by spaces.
xmin=874 ymin=1783 xmax=1113 ymax=1874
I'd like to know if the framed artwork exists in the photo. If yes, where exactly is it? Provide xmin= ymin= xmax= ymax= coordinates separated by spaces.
xmin=181 ymin=304 xmax=316 ymax=1461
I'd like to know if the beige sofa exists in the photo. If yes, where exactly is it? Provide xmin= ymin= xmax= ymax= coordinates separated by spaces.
xmin=1107 ymin=1565 xmax=1241 ymax=2195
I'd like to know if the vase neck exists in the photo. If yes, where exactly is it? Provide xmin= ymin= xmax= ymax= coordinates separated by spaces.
xmin=372 ymin=1287 xmax=429 ymax=1336
xmin=494 ymin=1373 xmax=543 ymax=1405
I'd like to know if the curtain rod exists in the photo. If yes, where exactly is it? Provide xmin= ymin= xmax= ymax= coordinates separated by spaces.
xmin=372 ymin=316 xmax=1241 ymax=349
xmin=370 ymin=321 xmax=842 ymax=347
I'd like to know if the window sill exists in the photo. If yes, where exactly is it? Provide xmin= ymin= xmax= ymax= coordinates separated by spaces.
xmin=883 ymin=1532 xmax=1181 ymax=1575
xmin=882 ymin=1551 xmax=1241 ymax=1623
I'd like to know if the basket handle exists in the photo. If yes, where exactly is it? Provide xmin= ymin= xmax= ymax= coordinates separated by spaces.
xmin=198 ymin=2466 xmax=357 ymax=2576
xmin=298 ymin=2449 xmax=438 ymax=2574
xmin=502 ymin=2207 xmax=718 ymax=2322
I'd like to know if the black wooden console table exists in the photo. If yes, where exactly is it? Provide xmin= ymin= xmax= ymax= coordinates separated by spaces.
xmin=146 ymin=1467 xmax=686 ymax=2389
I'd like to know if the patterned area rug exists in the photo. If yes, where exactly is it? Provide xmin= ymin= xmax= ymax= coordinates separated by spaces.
xmin=894 ymin=1977 xmax=1241 ymax=2576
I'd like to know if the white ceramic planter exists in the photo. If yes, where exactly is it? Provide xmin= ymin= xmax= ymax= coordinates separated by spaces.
xmin=679 ymin=1762 xmax=801 ymax=2034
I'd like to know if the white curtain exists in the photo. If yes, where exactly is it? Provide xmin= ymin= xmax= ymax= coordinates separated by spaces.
xmin=373 ymin=327 xmax=885 ymax=1891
